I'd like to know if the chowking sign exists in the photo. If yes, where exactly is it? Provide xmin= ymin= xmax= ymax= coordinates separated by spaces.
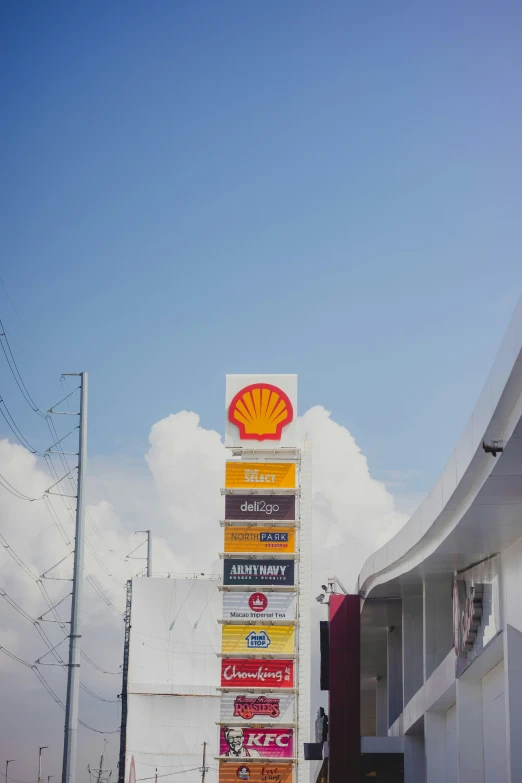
xmin=224 ymin=527 xmax=296 ymax=554
xmin=222 ymin=592 xmax=296 ymax=622
xmin=224 ymin=559 xmax=295 ymax=586
xmin=220 ymin=691 xmax=294 ymax=723
xmin=225 ymin=375 xmax=297 ymax=448
xmin=225 ymin=495 xmax=296 ymax=521
xmin=221 ymin=659 xmax=294 ymax=688
xmin=220 ymin=727 xmax=294 ymax=759
xmin=218 ymin=763 xmax=293 ymax=783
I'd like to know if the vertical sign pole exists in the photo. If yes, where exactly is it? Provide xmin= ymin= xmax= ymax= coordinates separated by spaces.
xmin=61 ymin=372 xmax=88 ymax=783
xmin=147 ymin=530 xmax=152 ymax=577
xmin=297 ymin=442 xmax=312 ymax=783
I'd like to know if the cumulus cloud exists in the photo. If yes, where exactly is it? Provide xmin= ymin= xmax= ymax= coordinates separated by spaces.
xmin=0 ymin=405 xmax=409 ymax=781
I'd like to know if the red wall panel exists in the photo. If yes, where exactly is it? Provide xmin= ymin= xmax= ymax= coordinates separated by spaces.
xmin=328 ymin=594 xmax=360 ymax=782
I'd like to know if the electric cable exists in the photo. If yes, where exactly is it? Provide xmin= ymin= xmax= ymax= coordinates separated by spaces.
xmin=0 ymin=317 xmax=47 ymax=417
xmin=0 ymin=470 xmax=39 ymax=501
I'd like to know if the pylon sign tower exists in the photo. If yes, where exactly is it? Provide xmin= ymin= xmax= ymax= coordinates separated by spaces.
xmin=218 ymin=375 xmax=312 ymax=783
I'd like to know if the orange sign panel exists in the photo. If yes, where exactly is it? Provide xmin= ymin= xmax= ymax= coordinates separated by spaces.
xmin=219 ymin=762 xmax=292 ymax=783
xmin=224 ymin=527 xmax=295 ymax=554
xmin=225 ymin=462 xmax=295 ymax=490
xmin=228 ymin=384 xmax=294 ymax=441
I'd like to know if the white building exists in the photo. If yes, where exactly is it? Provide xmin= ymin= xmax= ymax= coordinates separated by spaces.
xmin=357 ymin=299 xmax=522 ymax=783
xmin=121 ymin=576 xmax=221 ymax=782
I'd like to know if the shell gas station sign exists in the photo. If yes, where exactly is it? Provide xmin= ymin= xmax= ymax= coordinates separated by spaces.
xmin=222 ymin=624 xmax=295 ymax=654
xmin=221 ymin=375 xmax=302 ymax=783
xmin=225 ymin=462 xmax=295 ymax=490
xmin=224 ymin=527 xmax=295 ymax=554
xmin=225 ymin=375 xmax=297 ymax=447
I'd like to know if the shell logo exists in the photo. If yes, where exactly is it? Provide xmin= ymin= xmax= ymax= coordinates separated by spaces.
xmin=228 ymin=384 xmax=294 ymax=441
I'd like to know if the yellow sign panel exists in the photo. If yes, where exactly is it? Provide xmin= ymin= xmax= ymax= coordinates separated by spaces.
xmin=219 ymin=762 xmax=292 ymax=783
xmin=222 ymin=625 xmax=295 ymax=654
xmin=224 ymin=527 xmax=295 ymax=554
xmin=225 ymin=462 xmax=295 ymax=490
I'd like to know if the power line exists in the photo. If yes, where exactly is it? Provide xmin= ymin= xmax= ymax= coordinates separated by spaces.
xmin=0 ymin=647 xmax=120 ymax=735
xmin=0 ymin=531 xmax=121 ymax=674
xmin=0 ymin=584 xmax=119 ymax=703
xmin=0 ymin=317 xmax=47 ymax=416
xmin=0 ymin=469 xmax=39 ymax=501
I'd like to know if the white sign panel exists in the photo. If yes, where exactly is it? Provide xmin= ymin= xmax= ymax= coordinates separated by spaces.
xmin=223 ymin=591 xmax=296 ymax=622
xmin=220 ymin=691 xmax=295 ymax=724
xmin=225 ymin=374 xmax=298 ymax=448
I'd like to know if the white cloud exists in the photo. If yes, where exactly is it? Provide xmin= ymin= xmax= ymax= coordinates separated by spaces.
xmin=0 ymin=406 xmax=410 ymax=781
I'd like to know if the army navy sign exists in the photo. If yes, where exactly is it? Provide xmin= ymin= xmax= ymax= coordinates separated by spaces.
xmin=223 ymin=591 xmax=296 ymax=622
xmin=223 ymin=559 xmax=295 ymax=586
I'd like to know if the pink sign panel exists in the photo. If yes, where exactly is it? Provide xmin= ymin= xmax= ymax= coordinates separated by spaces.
xmin=220 ymin=727 xmax=294 ymax=759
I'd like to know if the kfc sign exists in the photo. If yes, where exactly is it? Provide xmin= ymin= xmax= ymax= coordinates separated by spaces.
xmin=221 ymin=659 xmax=294 ymax=688
xmin=220 ymin=727 xmax=294 ymax=759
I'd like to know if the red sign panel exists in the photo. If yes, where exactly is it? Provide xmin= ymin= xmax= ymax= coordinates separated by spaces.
xmin=220 ymin=727 xmax=293 ymax=758
xmin=221 ymin=659 xmax=294 ymax=688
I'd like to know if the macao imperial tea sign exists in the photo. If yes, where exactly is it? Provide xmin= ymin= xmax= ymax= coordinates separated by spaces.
xmin=225 ymin=495 xmax=296 ymax=521
xmin=223 ymin=591 xmax=296 ymax=622
xmin=225 ymin=375 xmax=297 ymax=448
xmin=224 ymin=559 xmax=295 ymax=586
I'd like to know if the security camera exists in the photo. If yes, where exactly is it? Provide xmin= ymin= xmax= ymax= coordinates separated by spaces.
xmin=483 ymin=440 xmax=504 ymax=457
xmin=316 ymin=594 xmax=326 ymax=603
xmin=321 ymin=584 xmax=328 ymax=592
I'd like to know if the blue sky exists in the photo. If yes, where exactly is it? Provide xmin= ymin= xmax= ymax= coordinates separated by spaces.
xmin=2 ymin=0 xmax=522 ymax=502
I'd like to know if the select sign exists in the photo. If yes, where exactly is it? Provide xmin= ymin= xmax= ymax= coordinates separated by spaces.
xmin=223 ymin=591 xmax=296 ymax=622
xmin=223 ymin=559 xmax=295 ymax=586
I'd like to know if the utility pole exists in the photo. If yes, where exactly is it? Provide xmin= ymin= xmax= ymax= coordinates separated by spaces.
xmin=134 ymin=530 xmax=152 ymax=576
xmin=38 ymin=747 xmax=49 ymax=783
xmin=61 ymin=372 xmax=88 ymax=783
xmin=5 ymin=760 xmax=14 ymax=783
xmin=147 ymin=529 xmax=152 ymax=577
xmin=200 ymin=742 xmax=207 ymax=783
xmin=154 ymin=770 xmax=157 ymax=783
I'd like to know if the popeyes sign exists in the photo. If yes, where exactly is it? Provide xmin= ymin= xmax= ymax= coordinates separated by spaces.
xmin=225 ymin=375 xmax=297 ymax=447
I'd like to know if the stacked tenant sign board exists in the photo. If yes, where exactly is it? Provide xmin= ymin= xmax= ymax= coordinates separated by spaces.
xmin=219 ymin=375 xmax=309 ymax=783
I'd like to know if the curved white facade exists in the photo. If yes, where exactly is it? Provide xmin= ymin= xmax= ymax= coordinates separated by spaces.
xmin=357 ymin=298 xmax=522 ymax=783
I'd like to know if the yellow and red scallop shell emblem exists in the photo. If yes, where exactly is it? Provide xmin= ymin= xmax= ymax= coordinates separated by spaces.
xmin=228 ymin=384 xmax=294 ymax=441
